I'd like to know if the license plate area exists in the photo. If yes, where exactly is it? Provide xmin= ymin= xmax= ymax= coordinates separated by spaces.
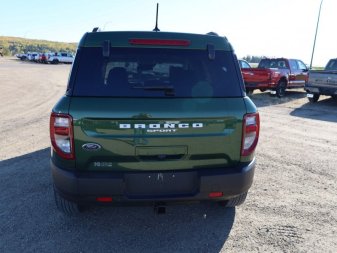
xmin=307 ymin=93 xmax=314 ymax=98
xmin=125 ymin=171 xmax=198 ymax=198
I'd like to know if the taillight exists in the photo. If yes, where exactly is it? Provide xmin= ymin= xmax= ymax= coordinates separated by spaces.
xmin=50 ymin=113 xmax=75 ymax=159
xmin=268 ymin=72 xmax=272 ymax=80
xmin=241 ymin=113 xmax=260 ymax=156
xmin=272 ymin=71 xmax=280 ymax=78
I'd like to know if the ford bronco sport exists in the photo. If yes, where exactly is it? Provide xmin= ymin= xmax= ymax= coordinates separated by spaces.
xmin=50 ymin=29 xmax=260 ymax=215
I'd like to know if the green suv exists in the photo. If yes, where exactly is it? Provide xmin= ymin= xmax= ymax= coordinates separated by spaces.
xmin=50 ymin=30 xmax=260 ymax=215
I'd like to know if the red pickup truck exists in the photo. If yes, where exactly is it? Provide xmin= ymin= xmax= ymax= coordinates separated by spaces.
xmin=241 ymin=58 xmax=309 ymax=97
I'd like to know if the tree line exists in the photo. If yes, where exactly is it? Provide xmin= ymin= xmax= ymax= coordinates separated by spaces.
xmin=241 ymin=55 xmax=266 ymax=63
xmin=0 ymin=36 xmax=77 ymax=56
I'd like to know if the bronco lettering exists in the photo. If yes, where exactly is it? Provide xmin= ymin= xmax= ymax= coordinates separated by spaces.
xmin=119 ymin=123 xmax=203 ymax=129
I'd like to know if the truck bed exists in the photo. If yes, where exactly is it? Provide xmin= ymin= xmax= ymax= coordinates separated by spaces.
xmin=305 ymin=70 xmax=337 ymax=96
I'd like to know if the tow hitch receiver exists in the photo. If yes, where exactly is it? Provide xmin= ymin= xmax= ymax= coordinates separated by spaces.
xmin=154 ymin=202 xmax=166 ymax=214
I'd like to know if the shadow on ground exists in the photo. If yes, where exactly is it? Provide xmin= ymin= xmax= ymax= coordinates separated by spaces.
xmin=0 ymin=148 xmax=235 ymax=253
xmin=249 ymin=90 xmax=306 ymax=108
xmin=290 ymin=97 xmax=337 ymax=123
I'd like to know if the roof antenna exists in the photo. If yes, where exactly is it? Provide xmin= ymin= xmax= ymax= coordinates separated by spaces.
xmin=153 ymin=3 xmax=160 ymax=32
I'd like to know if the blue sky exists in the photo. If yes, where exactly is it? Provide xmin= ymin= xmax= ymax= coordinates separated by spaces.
xmin=0 ymin=0 xmax=335 ymax=66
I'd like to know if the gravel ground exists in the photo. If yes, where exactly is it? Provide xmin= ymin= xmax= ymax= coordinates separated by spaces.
xmin=0 ymin=57 xmax=336 ymax=252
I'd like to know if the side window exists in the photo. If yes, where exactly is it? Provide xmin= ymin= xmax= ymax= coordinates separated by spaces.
xmin=326 ymin=60 xmax=337 ymax=71
xmin=277 ymin=60 xmax=286 ymax=69
xmin=297 ymin=60 xmax=307 ymax=71
xmin=241 ymin=61 xmax=251 ymax=68
xmin=289 ymin=60 xmax=298 ymax=71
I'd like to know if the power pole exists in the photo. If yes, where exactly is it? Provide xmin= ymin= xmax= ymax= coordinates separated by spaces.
xmin=309 ymin=0 xmax=323 ymax=69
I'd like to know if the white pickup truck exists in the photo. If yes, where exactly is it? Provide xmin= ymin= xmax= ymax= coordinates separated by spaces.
xmin=305 ymin=59 xmax=337 ymax=102
xmin=48 ymin=52 xmax=74 ymax=64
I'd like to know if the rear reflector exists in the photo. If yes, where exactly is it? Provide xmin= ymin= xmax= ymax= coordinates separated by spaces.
xmin=208 ymin=192 xmax=223 ymax=198
xmin=96 ymin=197 xmax=113 ymax=203
xmin=129 ymin=38 xmax=190 ymax=46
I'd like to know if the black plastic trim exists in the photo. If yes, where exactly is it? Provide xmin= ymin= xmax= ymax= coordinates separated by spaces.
xmin=51 ymin=159 xmax=256 ymax=204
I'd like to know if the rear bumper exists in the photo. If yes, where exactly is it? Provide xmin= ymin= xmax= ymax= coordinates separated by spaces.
xmin=51 ymin=159 xmax=256 ymax=204
xmin=305 ymin=85 xmax=337 ymax=96
xmin=245 ymin=82 xmax=275 ymax=89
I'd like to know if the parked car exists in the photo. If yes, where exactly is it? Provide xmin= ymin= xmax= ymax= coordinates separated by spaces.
xmin=241 ymin=58 xmax=308 ymax=97
xmin=50 ymin=29 xmax=260 ymax=215
xmin=15 ymin=53 xmax=27 ymax=60
xmin=34 ymin=53 xmax=42 ymax=62
xmin=36 ymin=53 xmax=53 ymax=63
xmin=48 ymin=52 xmax=74 ymax=64
xmin=305 ymin=58 xmax=337 ymax=102
xmin=26 ymin=52 xmax=39 ymax=61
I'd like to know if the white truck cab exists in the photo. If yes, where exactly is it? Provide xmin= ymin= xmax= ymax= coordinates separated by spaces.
xmin=48 ymin=52 xmax=74 ymax=64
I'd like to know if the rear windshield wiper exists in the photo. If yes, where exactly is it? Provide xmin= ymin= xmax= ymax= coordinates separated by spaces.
xmin=133 ymin=85 xmax=175 ymax=96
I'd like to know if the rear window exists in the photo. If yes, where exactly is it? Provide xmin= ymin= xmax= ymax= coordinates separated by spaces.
xmin=258 ymin=59 xmax=287 ymax=69
xmin=325 ymin=60 xmax=337 ymax=71
xmin=71 ymin=47 xmax=242 ymax=97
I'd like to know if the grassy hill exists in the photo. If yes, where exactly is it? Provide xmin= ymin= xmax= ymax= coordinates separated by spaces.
xmin=0 ymin=36 xmax=77 ymax=56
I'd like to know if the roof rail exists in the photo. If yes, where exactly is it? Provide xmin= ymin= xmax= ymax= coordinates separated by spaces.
xmin=92 ymin=27 xmax=100 ymax=32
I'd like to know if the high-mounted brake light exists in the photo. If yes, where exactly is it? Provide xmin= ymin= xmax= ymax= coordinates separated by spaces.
xmin=129 ymin=38 xmax=190 ymax=46
xmin=50 ymin=113 xmax=75 ymax=160
xmin=96 ymin=197 xmax=113 ymax=203
xmin=241 ymin=113 xmax=260 ymax=156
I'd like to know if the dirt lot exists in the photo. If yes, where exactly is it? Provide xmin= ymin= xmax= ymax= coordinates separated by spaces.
xmin=0 ymin=57 xmax=336 ymax=252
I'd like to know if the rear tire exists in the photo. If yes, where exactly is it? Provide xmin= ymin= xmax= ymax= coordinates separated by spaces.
xmin=52 ymin=59 xmax=59 ymax=64
xmin=274 ymin=80 xmax=287 ymax=98
xmin=218 ymin=192 xmax=248 ymax=207
xmin=308 ymin=94 xmax=320 ymax=103
xmin=54 ymin=188 xmax=81 ymax=215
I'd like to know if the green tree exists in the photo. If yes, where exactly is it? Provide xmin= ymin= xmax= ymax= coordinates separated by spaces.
xmin=0 ymin=36 xmax=77 ymax=56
